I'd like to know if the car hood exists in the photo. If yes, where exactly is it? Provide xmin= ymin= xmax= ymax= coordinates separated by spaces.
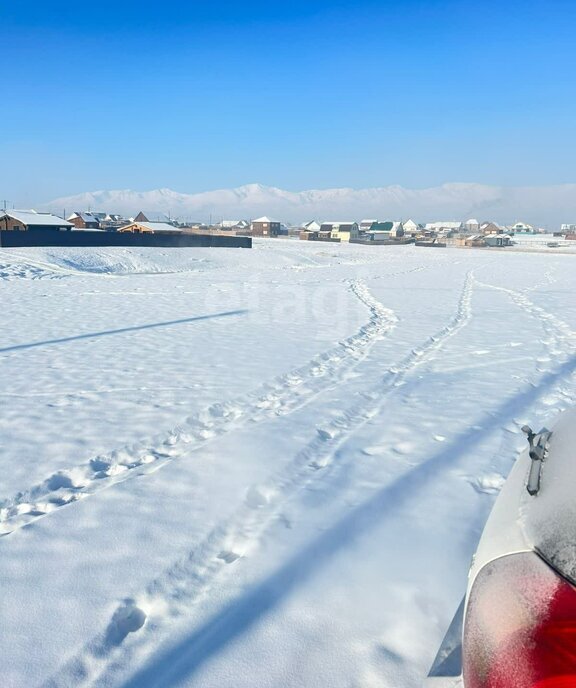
xmin=469 ymin=406 xmax=576 ymax=591
xmin=526 ymin=407 xmax=576 ymax=584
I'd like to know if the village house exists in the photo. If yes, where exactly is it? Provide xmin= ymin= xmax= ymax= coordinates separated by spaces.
xmin=360 ymin=219 xmax=414 ymax=238
xmin=118 ymin=221 xmax=183 ymax=234
xmin=457 ymin=234 xmax=486 ymax=248
xmin=320 ymin=221 xmax=359 ymax=242
xmin=299 ymin=228 xmax=336 ymax=242
xmin=365 ymin=221 xmax=405 ymax=239
xmin=479 ymin=221 xmax=504 ymax=235
xmin=359 ymin=219 xmax=378 ymax=232
xmin=299 ymin=230 xmax=314 ymax=241
xmin=456 ymin=233 xmax=511 ymax=248
xmin=67 ymin=211 xmax=101 ymax=229
xmin=463 ymin=218 xmax=480 ymax=232
xmin=134 ymin=211 xmax=175 ymax=224
xmin=402 ymin=219 xmax=420 ymax=234
xmin=484 ymin=234 xmax=513 ymax=247
xmin=251 ymin=216 xmax=281 ymax=237
xmin=0 ymin=209 xmax=73 ymax=231
xmin=509 ymin=221 xmax=534 ymax=233
xmin=301 ymin=220 xmax=321 ymax=232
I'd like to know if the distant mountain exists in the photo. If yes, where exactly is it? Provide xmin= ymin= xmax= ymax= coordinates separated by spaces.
xmin=44 ymin=182 xmax=576 ymax=227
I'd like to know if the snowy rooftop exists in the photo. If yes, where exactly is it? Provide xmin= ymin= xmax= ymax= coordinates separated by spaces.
xmin=136 ymin=211 xmax=172 ymax=223
xmin=252 ymin=216 xmax=278 ymax=223
xmin=67 ymin=211 xmax=100 ymax=223
xmin=126 ymin=221 xmax=182 ymax=233
xmin=1 ymin=210 xmax=73 ymax=227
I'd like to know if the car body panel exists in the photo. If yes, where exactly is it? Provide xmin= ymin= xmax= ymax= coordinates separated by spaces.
xmin=427 ymin=406 xmax=576 ymax=685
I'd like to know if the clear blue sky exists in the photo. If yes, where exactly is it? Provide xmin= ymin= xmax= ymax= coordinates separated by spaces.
xmin=2 ymin=0 xmax=576 ymax=204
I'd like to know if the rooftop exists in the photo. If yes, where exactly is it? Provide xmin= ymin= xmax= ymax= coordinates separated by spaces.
xmin=124 ymin=221 xmax=182 ymax=233
xmin=252 ymin=216 xmax=279 ymax=223
xmin=1 ymin=210 xmax=73 ymax=227
xmin=68 ymin=211 xmax=100 ymax=224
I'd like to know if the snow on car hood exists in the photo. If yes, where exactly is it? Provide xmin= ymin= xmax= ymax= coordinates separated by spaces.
xmin=468 ymin=406 xmax=576 ymax=592
xmin=524 ymin=406 xmax=576 ymax=584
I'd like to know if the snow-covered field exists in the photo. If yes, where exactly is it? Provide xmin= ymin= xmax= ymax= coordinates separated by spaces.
xmin=1 ymin=240 xmax=576 ymax=688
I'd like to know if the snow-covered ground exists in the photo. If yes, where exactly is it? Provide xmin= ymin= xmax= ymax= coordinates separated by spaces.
xmin=1 ymin=240 xmax=576 ymax=688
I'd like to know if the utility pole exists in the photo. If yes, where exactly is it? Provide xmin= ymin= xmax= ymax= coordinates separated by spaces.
xmin=0 ymin=200 xmax=7 ymax=249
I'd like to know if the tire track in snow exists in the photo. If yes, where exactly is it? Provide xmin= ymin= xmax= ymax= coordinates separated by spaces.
xmin=437 ymin=273 xmax=576 ymax=500
xmin=0 ymin=280 xmax=397 ymax=536
xmin=475 ymin=277 xmax=576 ymax=362
xmin=41 ymin=273 xmax=476 ymax=688
xmin=95 ymin=273 xmax=576 ymax=688
xmin=107 ymin=274 xmax=576 ymax=688
xmin=469 ymin=275 xmax=576 ymax=449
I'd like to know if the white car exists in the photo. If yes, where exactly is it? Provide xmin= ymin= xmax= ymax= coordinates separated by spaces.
xmin=428 ymin=408 xmax=576 ymax=687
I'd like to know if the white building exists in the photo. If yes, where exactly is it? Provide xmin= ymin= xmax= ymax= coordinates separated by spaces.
xmin=509 ymin=221 xmax=534 ymax=233
xmin=389 ymin=222 xmax=405 ymax=238
xmin=463 ymin=218 xmax=480 ymax=232
xmin=402 ymin=219 xmax=420 ymax=233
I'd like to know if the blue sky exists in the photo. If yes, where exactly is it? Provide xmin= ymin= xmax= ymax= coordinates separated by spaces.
xmin=2 ymin=0 xmax=576 ymax=204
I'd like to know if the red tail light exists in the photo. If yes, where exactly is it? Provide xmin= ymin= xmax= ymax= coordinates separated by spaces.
xmin=463 ymin=552 xmax=576 ymax=688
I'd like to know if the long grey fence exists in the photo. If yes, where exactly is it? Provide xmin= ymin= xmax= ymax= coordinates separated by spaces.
xmin=0 ymin=230 xmax=252 ymax=249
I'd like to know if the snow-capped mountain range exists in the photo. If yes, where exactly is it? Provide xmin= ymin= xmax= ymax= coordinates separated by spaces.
xmin=44 ymin=182 xmax=576 ymax=227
